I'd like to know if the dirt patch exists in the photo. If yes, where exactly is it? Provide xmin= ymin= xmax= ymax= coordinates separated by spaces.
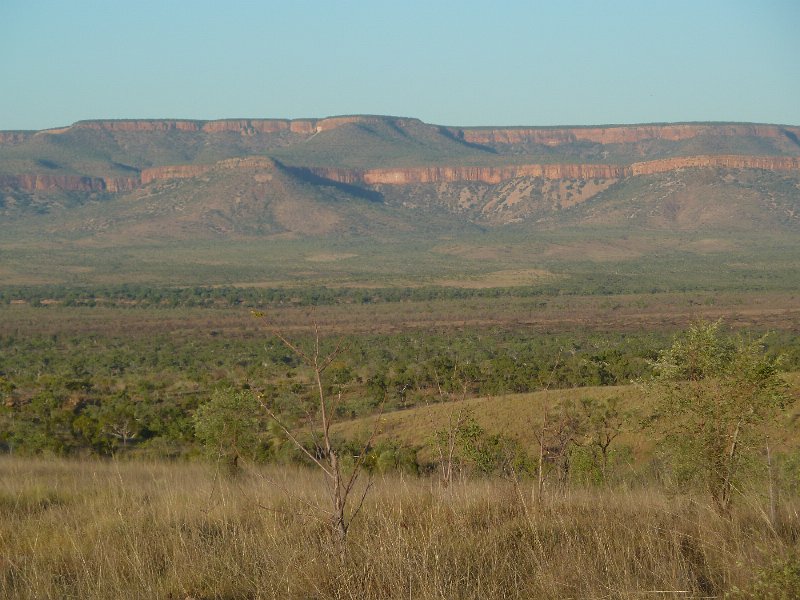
xmin=432 ymin=244 xmax=509 ymax=260
xmin=305 ymin=252 xmax=358 ymax=263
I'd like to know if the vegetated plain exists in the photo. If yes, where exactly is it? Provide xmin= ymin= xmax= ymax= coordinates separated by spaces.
xmin=1 ymin=116 xmax=800 ymax=598
xmin=2 ymin=274 xmax=799 ymax=598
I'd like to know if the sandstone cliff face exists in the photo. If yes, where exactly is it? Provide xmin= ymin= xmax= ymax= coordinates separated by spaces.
xmin=305 ymin=155 xmax=800 ymax=186
xmin=628 ymin=155 xmax=800 ymax=176
xmin=308 ymin=164 xmax=628 ymax=185
xmin=4 ymin=117 xmax=800 ymax=194
xmin=0 ymin=174 xmax=139 ymax=193
xmin=457 ymin=124 xmax=800 ymax=146
xmin=7 ymin=153 xmax=800 ymax=194
xmin=73 ymin=119 xmax=303 ymax=134
xmin=0 ymin=131 xmax=34 ymax=145
xmin=9 ymin=118 xmax=800 ymax=147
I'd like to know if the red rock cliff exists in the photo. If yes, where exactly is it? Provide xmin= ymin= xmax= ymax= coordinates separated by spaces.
xmin=7 ymin=118 xmax=799 ymax=144
xmin=0 ymin=131 xmax=34 ymax=145
xmin=629 ymin=155 xmax=800 ymax=175
xmin=7 ymin=153 xmax=799 ymax=193
xmin=0 ymin=174 xmax=139 ymax=193
xmin=309 ymin=155 xmax=800 ymax=185
xmin=308 ymin=163 xmax=627 ymax=185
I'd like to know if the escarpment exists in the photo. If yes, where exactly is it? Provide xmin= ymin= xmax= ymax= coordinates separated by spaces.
xmin=0 ymin=131 xmax=34 ymax=145
xmin=5 ymin=154 xmax=800 ymax=193
xmin=2 ymin=118 xmax=799 ymax=197
xmin=306 ymin=164 xmax=629 ymax=185
xmin=628 ymin=155 xmax=800 ymax=175
xmin=303 ymin=155 xmax=800 ymax=186
xmin=0 ymin=173 xmax=139 ymax=193
xmin=455 ymin=124 xmax=800 ymax=147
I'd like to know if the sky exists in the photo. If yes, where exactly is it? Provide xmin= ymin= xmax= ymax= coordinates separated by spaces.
xmin=1 ymin=0 xmax=798 ymax=130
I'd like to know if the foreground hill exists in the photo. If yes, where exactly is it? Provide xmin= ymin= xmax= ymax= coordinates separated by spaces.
xmin=335 ymin=374 xmax=800 ymax=464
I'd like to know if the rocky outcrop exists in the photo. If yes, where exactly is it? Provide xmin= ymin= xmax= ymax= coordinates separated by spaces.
xmin=140 ymin=164 xmax=212 ymax=185
xmin=101 ymin=177 xmax=140 ymax=193
xmin=139 ymin=156 xmax=277 ymax=184
xmin=214 ymin=156 xmax=278 ymax=169
xmin=8 ymin=118 xmax=800 ymax=148
xmin=456 ymin=124 xmax=800 ymax=147
xmin=72 ymin=119 xmax=302 ymax=134
xmin=0 ymin=174 xmax=139 ymax=193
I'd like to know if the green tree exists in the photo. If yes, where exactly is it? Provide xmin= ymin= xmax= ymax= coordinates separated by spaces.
xmin=650 ymin=321 xmax=787 ymax=513
xmin=194 ymin=387 xmax=266 ymax=471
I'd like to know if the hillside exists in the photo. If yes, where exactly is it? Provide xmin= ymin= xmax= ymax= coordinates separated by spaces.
xmin=335 ymin=374 xmax=800 ymax=463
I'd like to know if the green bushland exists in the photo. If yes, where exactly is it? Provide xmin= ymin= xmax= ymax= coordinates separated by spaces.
xmin=2 ymin=302 xmax=798 ymax=461
xmin=0 ymin=317 xmax=667 ymax=457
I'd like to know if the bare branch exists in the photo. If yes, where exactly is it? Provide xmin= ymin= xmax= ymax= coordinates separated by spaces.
xmin=252 ymin=312 xmax=312 ymax=365
xmin=349 ymin=475 xmax=374 ymax=525
xmin=259 ymin=397 xmax=333 ymax=478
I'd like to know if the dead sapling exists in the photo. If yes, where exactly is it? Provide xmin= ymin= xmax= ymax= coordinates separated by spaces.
xmin=253 ymin=312 xmax=384 ymax=556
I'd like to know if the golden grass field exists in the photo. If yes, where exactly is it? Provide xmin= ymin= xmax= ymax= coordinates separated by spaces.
xmin=1 ymin=457 xmax=798 ymax=599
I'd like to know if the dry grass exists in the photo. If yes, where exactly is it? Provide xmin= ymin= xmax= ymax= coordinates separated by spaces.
xmin=1 ymin=457 xmax=797 ymax=599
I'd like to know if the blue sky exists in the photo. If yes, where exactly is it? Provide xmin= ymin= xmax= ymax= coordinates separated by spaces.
xmin=1 ymin=0 xmax=798 ymax=130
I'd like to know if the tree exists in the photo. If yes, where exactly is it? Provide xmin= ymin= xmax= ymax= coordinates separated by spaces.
xmin=253 ymin=313 xmax=381 ymax=557
xmin=193 ymin=387 xmax=266 ymax=471
xmin=650 ymin=320 xmax=787 ymax=513
xmin=580 ymin=396 xmax=627 ymax=482
xmin=533 ymin=398 xmax=585 ymax=495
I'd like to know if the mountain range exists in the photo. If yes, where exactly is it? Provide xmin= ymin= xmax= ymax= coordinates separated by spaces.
xmin=1 ymin=115 xmax=798 ymax=286
xmin=2 ymin=115 xmax=799 ymax=233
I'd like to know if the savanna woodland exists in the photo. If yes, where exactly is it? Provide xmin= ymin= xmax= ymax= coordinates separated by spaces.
xmin=2 ymin=116 xmax=800 ymax=598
